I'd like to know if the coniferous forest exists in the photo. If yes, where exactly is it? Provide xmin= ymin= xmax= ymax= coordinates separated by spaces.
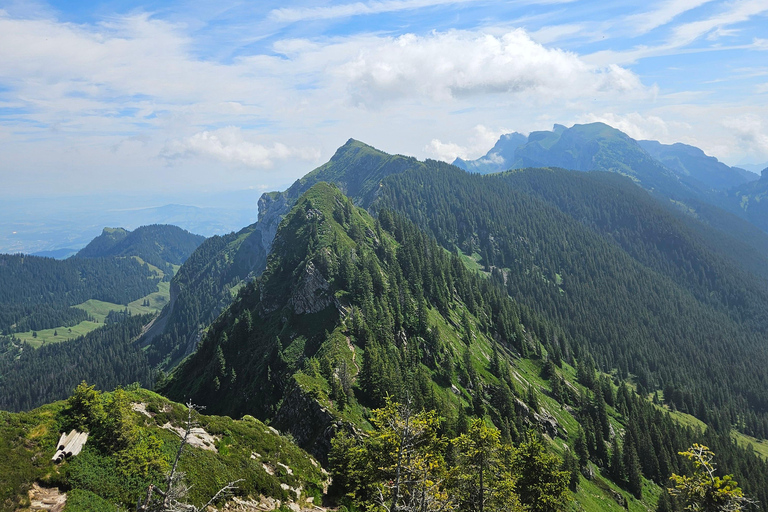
xmin=374 ymin=162 xmax=768 ymax=438
xmin=0 ymin=254 xmax=160 ymax=335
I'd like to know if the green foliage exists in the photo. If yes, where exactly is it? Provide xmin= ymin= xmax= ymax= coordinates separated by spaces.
xmin=452 ymin=419 xmax=522 ymax=512
xmin=329 ymin=398 xmax=450 ymax=511
xmin=669 ymin=444 xmax=754 ymax=512
xmin=512 ymin=434 xmax=571 ymax=512
xmin=330 ymin=406 xmax=572 ymax=512
xmin=62 ymin=489 xmax=115 ymax=512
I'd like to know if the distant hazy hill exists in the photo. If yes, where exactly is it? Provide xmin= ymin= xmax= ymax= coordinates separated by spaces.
xmin=30 ymin=248 xmax=79 ymax=259
xmin=721 ymin=169 xmax=768 ymax=233
xmin=738 ymin=161 xmax=768 ymax=174
xmin=455 ymin=124 xmax=757 ymax=193
xmin=457 ymin=123 xmax=768 ymax=241
xmin=76 ymin=224 xmax=205 ymax=269
xmin=637 ymin=139 xmax=756 ymax=190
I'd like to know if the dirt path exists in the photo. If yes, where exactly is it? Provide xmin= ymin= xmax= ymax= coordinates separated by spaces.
xmin=346 ymin=336 xmax=360 ymax=376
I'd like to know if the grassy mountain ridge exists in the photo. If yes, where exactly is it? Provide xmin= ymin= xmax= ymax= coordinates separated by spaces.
xmin=142 ymin=139 xmax=427 ymax=370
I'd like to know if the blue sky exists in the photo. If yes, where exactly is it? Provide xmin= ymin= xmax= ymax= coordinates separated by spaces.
xmin=0 ymin=0 xmax=766 ymax=197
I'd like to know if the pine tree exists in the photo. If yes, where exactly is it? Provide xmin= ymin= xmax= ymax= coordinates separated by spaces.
xmin=626 ymin=442 xmax=642 ymax=499
xmin=610 ymin=441 xmax=624 ymax=484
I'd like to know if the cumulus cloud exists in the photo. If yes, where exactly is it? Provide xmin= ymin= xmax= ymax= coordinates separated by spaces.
xmin=576 ymin=112 xmax=684 ymax=141
xmin=425 ymin=124 xmax=511 ymax=162
xmin=339 ymin=29 xmax=650 ymax=106
xmin=161 ymin=127 xmax=321 ymax=168
xmin=722 ymin=115 xmax=768 ymax=157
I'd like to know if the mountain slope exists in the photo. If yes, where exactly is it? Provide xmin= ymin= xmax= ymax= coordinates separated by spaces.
xmin=372 ymin=163 xmax=768 ymax=436
xmin=0 ymin=253 xmax=160 ymax=335
xmin=162 ymin=181 xmax=768 ymax=508
xmin=452 ymin=132 xmax=528 ymax=174
xmin=721 ymin=170 xmax=768 ymax=233
xmin=509 ymin=123 xmax=688 ymax=196
xmin=0 ymin=386 xmax=327 ymax=512
xmin=76 ymin=224 xmax=205 ymax=269
xmin=142 ymin=139 xmax=428 ymax=369
xmin=464 ymin=123 xmax=768 ymax=240
xmin=162 ymin=182 xmax=543 ymax=456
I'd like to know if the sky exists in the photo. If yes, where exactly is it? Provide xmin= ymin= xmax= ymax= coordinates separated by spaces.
xmin=1 ymin=0 xmax=767 ymax=199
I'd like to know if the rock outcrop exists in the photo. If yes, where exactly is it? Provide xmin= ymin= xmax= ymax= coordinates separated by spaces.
xmin=272 ymin=384 xmax=341 ymax=464
xmin=289 ymin=261 xmax=333 ymax=315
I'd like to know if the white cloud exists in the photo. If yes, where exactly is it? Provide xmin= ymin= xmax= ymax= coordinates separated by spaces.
xmin=425 ymin=139 xmax=467 ymax=162
xmin=161 ymin=127 xmax=321 ymax=168
xmin=339 ymin=29 xmax=650 ymax=106
xmin=626 ymin=0 xmax=717 ymax=35
xmin=425 ymin=124 xmax=512 ymax=162
xmin=575 ymin=112 xmax=684 ymax=141
xmin=588 ymin=0 xmax=768 ymax=65
xmin=269 ymin=0 xmax=478 ymax=22
xmin=669 ymin=0 xmax=768 ymax=46
xmin=721 ymin=115 xmax=768 ymax=156
xmin=754 ymin=38 xmax=768 ymax=50
xmin=269 ymin=0 xmax=577 ymax=23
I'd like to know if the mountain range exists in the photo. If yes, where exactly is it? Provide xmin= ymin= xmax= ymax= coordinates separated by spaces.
xmin=4 ymin=122 xmax=768 ymax=511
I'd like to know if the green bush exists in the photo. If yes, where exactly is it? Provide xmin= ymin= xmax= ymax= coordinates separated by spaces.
xmin=63 ymin=489 xmax=115 ymax=512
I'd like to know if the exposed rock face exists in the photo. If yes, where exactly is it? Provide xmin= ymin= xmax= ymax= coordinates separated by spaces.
xmin=273 ymin=384 xmax=341 ymax=464
xmin=257 ymin=191 xmax=292 ymax=257
xmin=289 ymin=261 xmax=333 ymax=315
xmin=513 ymin=399 xmax=566 ymax=439
xmin=533 ymin=408 xmax=567 ymax=439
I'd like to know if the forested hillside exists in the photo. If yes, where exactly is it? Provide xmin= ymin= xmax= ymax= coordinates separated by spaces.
xmin=373 ymin=163 xmax=768 ymax=438
xmin=141 ymin=224 xmax=268 ymax=367
xmin=76 ymin=224 xmax=205 ymax=270
xmin=722 ymin=169 xmax=768 ymax=233
xmin=162 ymin=182 xmax=768 ymax=508
xmin=0 ymin=254 xmax=159 ymax=335
xmin=0 ymin=314 xmax=154 ymax=411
